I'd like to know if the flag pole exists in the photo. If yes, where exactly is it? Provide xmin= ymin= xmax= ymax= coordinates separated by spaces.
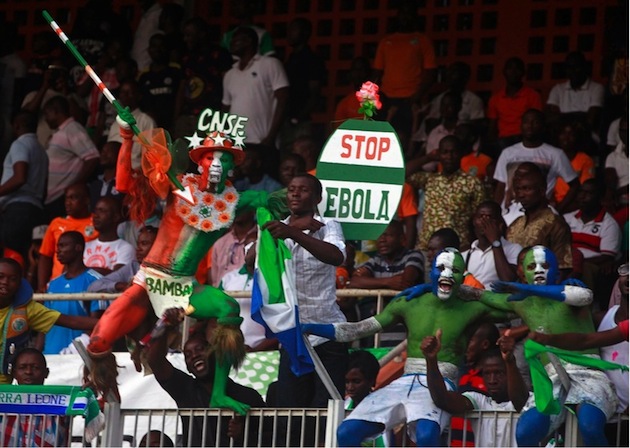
xmin=302 ymin=334 xmax=343 ymax=401
xmin=42 ymin=9 xmax=186 ymax=194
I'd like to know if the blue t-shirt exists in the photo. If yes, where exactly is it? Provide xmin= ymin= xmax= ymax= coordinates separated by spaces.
xmin=43 ymin=269 xmax=103 ymax=354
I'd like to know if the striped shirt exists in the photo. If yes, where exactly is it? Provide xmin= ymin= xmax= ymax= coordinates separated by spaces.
xmin=563 ymin=208 xmax=621 ymax=259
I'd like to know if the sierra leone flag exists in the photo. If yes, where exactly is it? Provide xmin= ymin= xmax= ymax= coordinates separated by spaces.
xmin=251 ymin=207 xmax=314 ymax=376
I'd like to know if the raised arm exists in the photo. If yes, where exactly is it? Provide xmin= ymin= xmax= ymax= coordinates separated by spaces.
xmin=499 ymin=331 xmax=529 ymax=411
xmin=145 ymin=308 xmax=183 ymax=383
xmin=421 ymin=329 xmax=473 ymax=414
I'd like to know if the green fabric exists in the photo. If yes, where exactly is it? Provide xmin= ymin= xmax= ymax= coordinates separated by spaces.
xmin=524 ymin=339 xmax=629 ymax=415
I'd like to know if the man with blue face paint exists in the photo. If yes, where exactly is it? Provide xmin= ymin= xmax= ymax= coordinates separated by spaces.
xmin=303 ymin=248 xmax=509 ymax=447
xmin=460 ymin=245 xmax=617 ymax=447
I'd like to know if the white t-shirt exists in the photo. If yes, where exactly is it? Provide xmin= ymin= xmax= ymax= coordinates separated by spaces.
xmin=598 ymin=306 xmax=629 ymax=413
xmin=494 ymin=142 xmax=577 ymax=198
xmin=461 ymin=237 xmax=523 ymax=289
xmin=84 ymin=238 xmax=136 ymax=271
xmin=462 ymin=390 xmax=535 ymax=447
xmin=426 ymin=89 xmax=485 ymax=122
xmin=222 ymin=55 xmax=289 ymax=144
xmin=546 ymin=78 xmax=605 ymax=113
xmin=605 ymin=142 xmax=629 ymax=189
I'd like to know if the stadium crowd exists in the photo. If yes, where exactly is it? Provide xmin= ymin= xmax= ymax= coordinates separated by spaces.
xmin=0 ymin=1 xmax=627 ymax=446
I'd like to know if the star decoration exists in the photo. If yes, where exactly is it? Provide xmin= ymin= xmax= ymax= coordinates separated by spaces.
xmin=199 ymin=207 xmax=211 ymax=217
xmin=185 ymin=131 xmax=204 ymax=148
xmin=212 ymin=133 xmax=227 ymax=146
xmin=233 ymin=134 xmax=246 ymax=147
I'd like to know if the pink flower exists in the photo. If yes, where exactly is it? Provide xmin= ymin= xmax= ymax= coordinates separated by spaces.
xmin=355 ymin=81 xmax=382 ymax=110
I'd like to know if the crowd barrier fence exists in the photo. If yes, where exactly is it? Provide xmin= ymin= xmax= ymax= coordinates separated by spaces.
xmin=23 ymin=291 xmax=629 ymax=447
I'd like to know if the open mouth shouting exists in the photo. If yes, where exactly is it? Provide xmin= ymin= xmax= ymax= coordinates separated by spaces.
xmin=438 ymin=278 xmax=454 ymax=294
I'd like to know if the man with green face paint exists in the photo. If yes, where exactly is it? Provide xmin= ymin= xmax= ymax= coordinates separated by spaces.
xmin=86 ymin=112 xmax=278 ymax=415
xmin=459 ymin=245 xmax=617 ymax=446
xmin=303 ymin=248 xmax=509 ymax=447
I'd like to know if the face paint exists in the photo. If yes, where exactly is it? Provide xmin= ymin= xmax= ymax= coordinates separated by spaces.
xmin=523 ymin=245 xmax=558 ymax=285
xmin=430 ymin=248 xmax=465 ymax=301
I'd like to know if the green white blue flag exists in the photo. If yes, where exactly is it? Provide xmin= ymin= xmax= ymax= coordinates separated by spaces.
xmin=251 ymin=207 xmax=314 ymax=376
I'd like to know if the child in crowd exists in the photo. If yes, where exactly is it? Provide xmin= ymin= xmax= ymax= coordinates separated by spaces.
xmin=344 ymin=350 xmax=390 ymax=447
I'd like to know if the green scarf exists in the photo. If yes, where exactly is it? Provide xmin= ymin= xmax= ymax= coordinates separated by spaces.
xmin=524 ymin=339 xmax=629 ymax=415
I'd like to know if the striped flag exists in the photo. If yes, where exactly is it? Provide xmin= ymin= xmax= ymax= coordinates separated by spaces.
xmin=251 ymin=207 xmax=314 ymax=376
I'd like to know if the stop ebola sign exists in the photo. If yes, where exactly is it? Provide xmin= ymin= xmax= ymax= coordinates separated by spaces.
xmin=316 ymin=119 xmax=405 ymax=240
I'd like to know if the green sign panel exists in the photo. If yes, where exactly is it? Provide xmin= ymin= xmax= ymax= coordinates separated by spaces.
xmin=316 ymin=119 xmax=405 ymax=240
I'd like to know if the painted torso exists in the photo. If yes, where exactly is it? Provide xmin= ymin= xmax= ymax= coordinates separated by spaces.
xmin=142 ymin=175 xmax=239 ymax=276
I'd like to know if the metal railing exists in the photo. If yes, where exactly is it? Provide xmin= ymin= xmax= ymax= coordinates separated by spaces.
xmin=28 ymin=291 xmax=629 ymax=447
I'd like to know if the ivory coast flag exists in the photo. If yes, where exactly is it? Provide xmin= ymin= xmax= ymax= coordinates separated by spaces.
xmin=251 ymin=207 xmax=314 ymax=376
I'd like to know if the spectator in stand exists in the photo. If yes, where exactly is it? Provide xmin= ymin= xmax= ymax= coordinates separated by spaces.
xmin=487 ymin=57 xmax=543 ymax=150
xmin=278 ymin=153 xmax=306 ymax=188
xmin=349 ymin=220 xmax=423 ymax=312
xmin=42 ymin=95 xmax=99 ymax=220
xmin=407 ymin=135 xmax=486 ymax=252
xmin=138 ymin=431 xmax=174 ymax=448
xmin=158 ymin=3 xmax=186 ymax=65
xmin=343 ymin=351 xmax=390 ymax=446
xmin=43 ymin=231 xmax=104 ymax=354
xmin=262 ymin=174 xmax=348 ymax=412
xmin=138 ymin=33 xmax=183 ymax=131
xmin=564 ymin=179 xmax=621 ymax=307
xmin=281 ymin=17 xmax=326 ymax=150
xmin=130 ymin=0 xmax=162 ymax=74
xmin=4 ymin=348 xmax=71 ymax=446
xmin=88 ymin=141 xmax=124 ymax=210
xmin=106 ymin=79 xmax=156 ymax=172
xmin=0 ymin=110 xmax=48 ymax=261
xmin=412 ymin=91 xmax=462 ymax=163
xmin=605 ymin=88 xmax=627 ymax=153
xmin=26 ymin=225 xmax=47 ymax=289
xmin=173 ymin=17 xmax=232 ymax=139
xmin=83 ymin=196 xmax=135 ymax=275
xmin=232 ymin=147 xmax=282 ymax=193
xmin=455 ymin=123 xmax=493 ymax=183
xmin=334 ymin=57 xmax=372 ymax=126
xmin=0 ymin=257 xmax=97 ymax=384
xmin=493 ymin=109 xmax=579 ymax=218
xmin=422 ymin=330 xmax=529 ymax=447
xmin=37 ymin=183 xmax=98 ymax=292
xmin=208 ymin=208 xmax=257 ymax=287
xmin=146 ymin=310 xmax=266 ymax=447
xmin=220 ymin=0 xmax=275 ymax=57
xmin=291 ymin=136 xmax=319 ymax=175
xmin=425 ymin=228 xmax=484 ymax=289
xmin=546 ymin=51 xmax=605 ymax=138
xmin=506 ymin=165 xmax=573 ymax=279
xmin=94 ymin=56 xmax=138 ymax=147
xmin=0 ymin=24 xmax=27 ymax=151
xmin=88 ymin=225 xmax=157 ymax=294
xmin=604 ymin=114 xmax=629 ymax=209
xmin=449 ymin=322 xmax=500 ymax=447
xmin=425 ymin=61 xmax=485 ymax=129
xmin=552 ymin=119 xmax=595 ymax=211
xmin=462 ymin=201 xmax=522 ymax=289
xmin=21 ymin=59 xmax=87 ymax=147
xmin=373 ymin=1 xmax=437 ymax=153
xmin=222 ymin=26 xmax=289 ymax=152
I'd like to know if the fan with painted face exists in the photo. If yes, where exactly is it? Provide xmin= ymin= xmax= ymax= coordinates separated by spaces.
xmin=430 ymin=248 xmax=466 ymax=301
xmin=522 ymin=245 xmax=558 ymax=286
